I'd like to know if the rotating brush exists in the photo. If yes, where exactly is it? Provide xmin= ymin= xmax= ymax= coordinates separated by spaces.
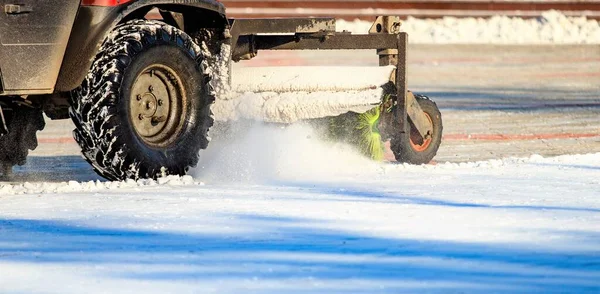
xmin=355 ymin=106 xmax=385 ymax=161
xmin=326 ymin=105 xmax=385 ymax=161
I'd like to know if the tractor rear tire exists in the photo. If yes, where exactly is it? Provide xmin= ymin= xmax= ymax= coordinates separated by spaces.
xmin=391 ymin=94 xmax=442 ymax=164
xmin=70 ymin=20 xmax=215 ymax=181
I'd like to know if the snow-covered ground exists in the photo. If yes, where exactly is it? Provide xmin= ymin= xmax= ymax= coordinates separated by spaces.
xmin=338 ymin=11 xmax=600 ymax=44
xmin=2 ymin=12 xmax=600 ymax=292
xmin=1 ymin=123 xmax=599 ymax=293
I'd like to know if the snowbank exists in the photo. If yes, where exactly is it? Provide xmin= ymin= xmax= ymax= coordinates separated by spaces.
xmin=337 ymin=11 xmax=600 ymax=44
xmin=0 ymin=175 xmax=197 ymax=195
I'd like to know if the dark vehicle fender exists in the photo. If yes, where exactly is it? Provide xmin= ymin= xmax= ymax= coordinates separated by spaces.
xmin=55 ymin=0 xmax=227 ymax=92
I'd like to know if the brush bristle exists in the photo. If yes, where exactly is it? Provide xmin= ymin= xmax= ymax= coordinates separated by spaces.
xmin=323 ymin=106 xmax=384 ymax=161
xmin=356 ymin=107 xmax=384 ymax=161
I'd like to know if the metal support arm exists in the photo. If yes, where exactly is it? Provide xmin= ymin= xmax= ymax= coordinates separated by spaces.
xmin=228 ymin=17 xmax=431 ymax=140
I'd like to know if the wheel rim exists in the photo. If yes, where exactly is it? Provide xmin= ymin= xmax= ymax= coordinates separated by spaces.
xmin=130 ymin=64 xmax=187 ymax=148
xmin=409 ymin=112 xmax=433 ymax=152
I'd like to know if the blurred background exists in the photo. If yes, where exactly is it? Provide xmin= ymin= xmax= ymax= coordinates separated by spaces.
xmin=33 ymin=0 xmax=600 ymax=172
xmin=220 ymin=0 xmax=600 ymax=20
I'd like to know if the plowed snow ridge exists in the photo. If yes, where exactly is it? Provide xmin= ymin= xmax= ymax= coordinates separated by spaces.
xmin=338 ymin=11 xmax=600 ymax=44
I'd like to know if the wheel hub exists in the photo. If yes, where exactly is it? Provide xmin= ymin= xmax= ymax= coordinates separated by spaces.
xmin=410 ymin=112 xmax=433 ymax=152
xmin=130 ymin=65 xmax=186 ymax=148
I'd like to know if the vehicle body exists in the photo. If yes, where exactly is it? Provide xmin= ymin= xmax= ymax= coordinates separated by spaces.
xmin=0 ymin=0 xmax=226 ymax=114
xmin=0 ymin=0 xmax=442 ymax=180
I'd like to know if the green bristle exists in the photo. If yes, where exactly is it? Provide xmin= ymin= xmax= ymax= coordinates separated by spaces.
xmin=322 ymin=106 xmax=385 ymax=161
xmin=355 ymin=107 xmax=384 ymax=161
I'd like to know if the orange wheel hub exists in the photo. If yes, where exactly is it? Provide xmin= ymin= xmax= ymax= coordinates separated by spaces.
xmin=409 ymin=112 xmax=433 ymax=152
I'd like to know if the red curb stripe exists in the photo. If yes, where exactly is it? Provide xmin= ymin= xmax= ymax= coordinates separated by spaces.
xmin=444 ymin=133 xmax=600 ymax=141
xmin=38 ymin=138 xmax=76 ymax=144
xmin=38 ymin=133 xmax=600 ymax=144
xmin=532 ymin=72 xmax=600 ymax=78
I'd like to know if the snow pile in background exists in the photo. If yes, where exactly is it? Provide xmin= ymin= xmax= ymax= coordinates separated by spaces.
xmin=212 ymin=66 xmax=394 ymax=123
xmin=0 ymin=175 xmax=197 ymax=195
xmin=337 ymin=10 xmax=600 ymax=44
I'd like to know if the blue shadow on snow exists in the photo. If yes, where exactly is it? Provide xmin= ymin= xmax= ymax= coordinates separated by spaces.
xmin=0 ymin=217 xmax=599 ymax=293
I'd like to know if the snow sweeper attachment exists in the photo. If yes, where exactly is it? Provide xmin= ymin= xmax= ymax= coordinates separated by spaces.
xmin=223 ymin=16 xmax=442 ymax=164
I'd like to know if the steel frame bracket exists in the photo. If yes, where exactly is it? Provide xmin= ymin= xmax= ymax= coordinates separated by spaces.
xmin=406 ymin=91 xmax=433 ymax=141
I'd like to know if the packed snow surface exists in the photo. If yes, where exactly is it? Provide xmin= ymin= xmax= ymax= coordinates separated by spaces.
xmin=212 ymin=66 xmax=394 ymax=123
xmin=1 ymin=124 xmax=599 ymax=293
xmin=338 ymin=10 xmax=600 ymax=44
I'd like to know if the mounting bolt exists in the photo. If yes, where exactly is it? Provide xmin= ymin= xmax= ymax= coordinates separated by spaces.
xmin=148 ymin=85 xmax=154 ymax=92
xmin=136 ymin=95 xmax=142 ymax=101
xmin=138 ymin=114 xmax=144 ymax=120
xmin=157 ymin=99 xmax=163 ymax=106
xmin=151 ymin=116 xmax=167 ymax=125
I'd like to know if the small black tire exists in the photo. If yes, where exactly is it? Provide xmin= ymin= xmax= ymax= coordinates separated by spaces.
xmin=70 ymin=20 xmax=215 ymax=181
xmin=391 ymin=94 xmax=442 ymax=164
xmin=0 ymin=107 xmax=45 ymax=176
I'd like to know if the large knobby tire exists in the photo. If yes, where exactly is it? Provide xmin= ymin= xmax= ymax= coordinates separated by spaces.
xmin=0 ymin=107 xmax=45 ymax=175
xmin=70 ymin=20 xmax=215 ymax=180
xmin=391 ymin=94 xmax=442 ymax=164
